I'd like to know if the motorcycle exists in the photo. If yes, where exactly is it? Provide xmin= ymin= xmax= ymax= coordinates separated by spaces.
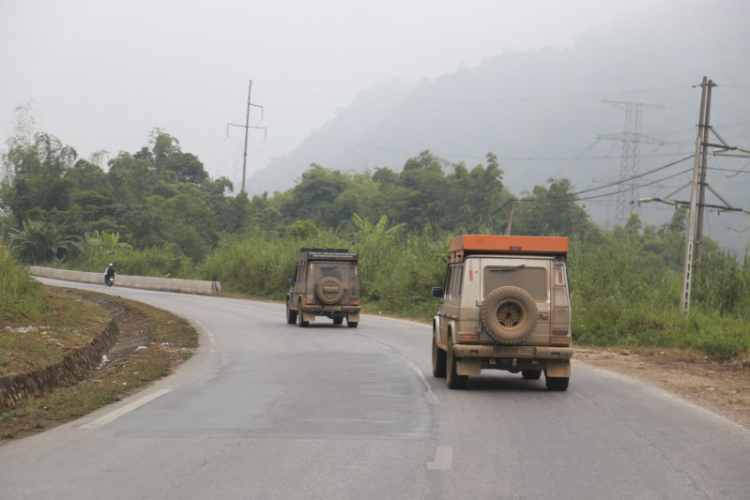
xmin=104 ymin=274 xmax=115 ymax=287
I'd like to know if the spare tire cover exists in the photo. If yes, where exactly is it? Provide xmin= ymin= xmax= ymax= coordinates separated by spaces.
xmin=480 ymin=286 xmax=538 ymax=343
xmin=317 ymin=277 xmax=345 ymax=304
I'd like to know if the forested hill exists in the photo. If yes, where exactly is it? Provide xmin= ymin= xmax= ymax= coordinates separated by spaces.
xmin=251 ymin=6 xmax=750 ymax=251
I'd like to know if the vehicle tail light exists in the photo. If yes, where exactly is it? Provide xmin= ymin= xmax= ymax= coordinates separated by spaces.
xmin=458 ymin=333 xmax=479 ymax=343
xmin=550 ymin=335 xmax=570 ymax=346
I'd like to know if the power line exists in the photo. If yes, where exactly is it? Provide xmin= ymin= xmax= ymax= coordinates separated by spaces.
xmin=531 ymin=167 xmax=695 ymax=204
xmin=493 ymin=166 xmax=696 ymax=215
xmin=708 ymin=165 xmax=750 ymax=175
xmin=266 ymin=118 xmax=692 ymax=163
xmin=569 ymin=155 xmax=695 ymax=197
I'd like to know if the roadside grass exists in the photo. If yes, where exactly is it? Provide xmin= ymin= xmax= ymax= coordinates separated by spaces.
xmin=1 ymin=288 xmax=112 ymax=375
xmin=0 ymin=244 xmax=45 ymax=323
xmin=0 ymin=287 xmax=198 ymax=443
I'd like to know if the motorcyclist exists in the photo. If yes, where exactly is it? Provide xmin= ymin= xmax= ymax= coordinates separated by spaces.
xmin=104 ymin=263 xmax=116 ymax=286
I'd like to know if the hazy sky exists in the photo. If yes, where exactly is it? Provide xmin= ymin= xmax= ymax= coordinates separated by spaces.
xmin=0 ymin=0 xmax=718 ymax=192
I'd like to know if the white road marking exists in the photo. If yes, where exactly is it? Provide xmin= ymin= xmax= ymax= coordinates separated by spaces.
xmin=402 ymin=357 xmax=440 ymax=404
xmin=80 ymin=388 xmax=172 ymax=429
xmin=191 ymin=319 xmax=215 ymax=353
xmin=364 ymin=336 xmax=440 ymax=404
xmin=427 ymin=446 xmax=453 ymax=470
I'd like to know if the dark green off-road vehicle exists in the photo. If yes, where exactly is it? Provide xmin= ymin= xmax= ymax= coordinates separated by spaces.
xmin=286 ymin=248 xmax=361 ymax=327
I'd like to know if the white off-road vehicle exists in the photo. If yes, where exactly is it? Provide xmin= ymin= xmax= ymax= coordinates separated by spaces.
xmin=431 ymin=235 xmax=573 ymax=390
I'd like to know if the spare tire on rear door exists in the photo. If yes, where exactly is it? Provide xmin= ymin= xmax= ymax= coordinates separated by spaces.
xmin=316 ymin=277 xmax=345 ymax=304
xmin=480 ymin=286 xmax=538 ymax=343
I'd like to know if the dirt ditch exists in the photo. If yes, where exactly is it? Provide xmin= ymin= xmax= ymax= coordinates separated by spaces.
xmin=577 ymin=348 xmax=750 ymax=429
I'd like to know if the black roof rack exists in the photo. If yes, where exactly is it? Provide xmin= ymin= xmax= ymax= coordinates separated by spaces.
xmin=298 ymin=248 xmax=358 ymax=261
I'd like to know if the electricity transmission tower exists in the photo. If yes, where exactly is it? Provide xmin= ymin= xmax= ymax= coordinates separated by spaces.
xmin=598 ymin=100 xmax=664 ymax=227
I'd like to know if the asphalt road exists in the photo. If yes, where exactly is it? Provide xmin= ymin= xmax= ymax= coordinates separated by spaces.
xmin=1 ymin=279 xmax=749 ymax=500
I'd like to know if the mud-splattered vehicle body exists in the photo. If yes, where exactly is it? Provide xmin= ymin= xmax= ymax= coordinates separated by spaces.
xmin=431 ymin=235 xmax=572 ymax=390
xmin=287 ymin=248 xmax=360 ymax=328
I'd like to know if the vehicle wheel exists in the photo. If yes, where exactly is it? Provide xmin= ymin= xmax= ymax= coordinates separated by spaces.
xmin=347 ymin=318 xmax=358 ymax=328
xmin=446 ymin=335 xmax=468 ymax=389
xmin=545 ymin=375 xmax=569 ymax=391
xmin=480 ymin=286 xmax=538 ymax=343
xmin=316 ymin=277 xmax=345 ymax=304
xmin=297 ymin=301 xmax=309 ymax=327
xmin=432 ymin=333 xmax=447 ymax=378
xmin=333 ymin=317 xmax=344 ymax=325
xmin=521 ymin=369 xmax=542 ymax=380
xmin=286 ymin=299 xmax=298 ymax=324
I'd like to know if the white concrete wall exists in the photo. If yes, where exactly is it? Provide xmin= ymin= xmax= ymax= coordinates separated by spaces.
xmin=28 ymin=266 xmax=221 ymax=294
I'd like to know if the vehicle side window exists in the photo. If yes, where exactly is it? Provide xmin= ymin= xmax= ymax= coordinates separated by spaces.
xmin=444 ymin=264 xmax=463 ymax=299
xmin=454 ymin=265 xmax=464 ymax=297
xmin=443 ymin=266 xmax=453 ymax=298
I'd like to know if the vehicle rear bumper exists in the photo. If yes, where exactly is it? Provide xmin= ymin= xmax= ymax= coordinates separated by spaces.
xmin=302 ymin=305 xmax=360 ymax=314
xmin=300 ymin=305 xmax=360 ymax=322
xmin=453 ymin=344 xmax=573 ymax=360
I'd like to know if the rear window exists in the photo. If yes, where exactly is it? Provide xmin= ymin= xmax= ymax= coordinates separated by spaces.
xmin=483 ymin=266 xmax=547 ymax=300
xmin=313 ymin=263 xmax=348 ymax=281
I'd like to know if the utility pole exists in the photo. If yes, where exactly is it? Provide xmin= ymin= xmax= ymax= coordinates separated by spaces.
xmin=505 ymin=199 xmax=516 ymax=235
xmin=598 ymin=101 xmax=664 ymax=227
xmin=681 ymin=77 xmax=709 ymax=315
xmin=227 ymin=80 xmax=266 ymax=194
xmin=240 ymin=80 xmax=253 ymax=193
xmin=639 ymin=77 xmax=749 ymax=313
xmin=695 ymin=80 xmax=717 ymax=260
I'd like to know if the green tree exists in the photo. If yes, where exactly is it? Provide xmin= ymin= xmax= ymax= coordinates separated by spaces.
xmin=107 ymin=151 xmax=156 ymax=205
xmin=8 ymin=219 xmax=78 ymax=263
xmin=445 ymin=152 xmax=509 ymax=233
xmin=513 ymin=178 xmax=594 ymax=237
xmin=66 ymin=158 xmax=116 ymax=226
xmin=396 ymin=150 xmax=449 ymax=229
xmin=1 ymin=132 xmax=77 ymax=224
xmin=286 ymin=165 xmax=349 ymax=227
xmin=351 ymin=214 xmax=405 ymax=241
xmin=286 ymin=220 xmax=320 ymax=239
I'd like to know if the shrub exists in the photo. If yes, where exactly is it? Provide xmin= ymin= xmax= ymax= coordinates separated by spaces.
xmin=0 ymin=243 xmax=45 ymax=321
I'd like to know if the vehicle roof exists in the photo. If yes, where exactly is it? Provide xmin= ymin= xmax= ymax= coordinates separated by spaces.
xmin=297 ymin=248 xmax=358 ymax=262
xmin=449 ymin=235 xmax=568 ymax=262
xmin=457 ymin=254 xmax=559 ymax=261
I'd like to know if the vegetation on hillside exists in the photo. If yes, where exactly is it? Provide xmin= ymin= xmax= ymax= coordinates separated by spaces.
xmin=1 ymin=112 xmax=748 ymax=360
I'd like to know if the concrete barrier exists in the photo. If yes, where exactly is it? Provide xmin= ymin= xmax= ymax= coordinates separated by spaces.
xmin=28 ymin=266 xmax=221 ymax=295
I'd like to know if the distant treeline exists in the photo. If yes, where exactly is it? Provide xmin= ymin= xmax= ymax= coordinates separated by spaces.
xmin=0 ymin=123 xmax=600 ymax=264
xmin=1 ymin=123 xmax=749 ymax=358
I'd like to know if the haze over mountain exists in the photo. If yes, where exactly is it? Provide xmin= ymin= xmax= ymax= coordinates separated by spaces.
xmin=251 ymin=3 xmax=749 ymax=250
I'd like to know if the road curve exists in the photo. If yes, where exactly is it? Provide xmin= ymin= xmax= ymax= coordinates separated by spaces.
xmin=1 ymin=278 xmax=749 ymax=500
